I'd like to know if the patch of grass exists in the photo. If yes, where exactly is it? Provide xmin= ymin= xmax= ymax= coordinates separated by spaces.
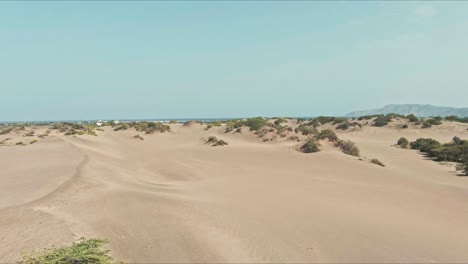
xmin=370 ymin=158 xmax=385 ymax=167
xmin=397 ymin=137 xmax=409 ymax=148
xmin=16 ymin=141 xmax=25 ymax=146
xmin=300 ymin=139 xmax=320 ymax=153
xmin=335 ymin=139 xmax=360 ymax=156
xmin=19 ymin=237 xmax=120 ymax=264
xmin=30 ymin=140 xmax=38 ymax=144
xmin=169 ymin=120 xmax=178 ymax=124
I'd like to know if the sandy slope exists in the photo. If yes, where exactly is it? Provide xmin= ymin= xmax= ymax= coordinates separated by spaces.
xmin=1 ymin=123 xmax=468 ymax=263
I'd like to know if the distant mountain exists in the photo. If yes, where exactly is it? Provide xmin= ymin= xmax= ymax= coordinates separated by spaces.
xmin=346 ymin=104 xmax=468 ymax=118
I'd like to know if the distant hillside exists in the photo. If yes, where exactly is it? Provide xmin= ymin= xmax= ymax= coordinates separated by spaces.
xmin=346 ymin=104 xmax=468 ymax=118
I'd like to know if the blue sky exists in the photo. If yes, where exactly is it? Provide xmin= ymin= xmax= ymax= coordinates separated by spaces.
xmin=1 ymin=2 xmax=467 ymax=121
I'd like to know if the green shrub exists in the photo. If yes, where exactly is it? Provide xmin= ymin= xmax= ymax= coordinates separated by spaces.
xmin=410 ymin=138 xmax=441 ymax=154
xmin=401 ymin=124 xmax=409 ymax=129
xmin=295 ymin=124 xmax=318 ymax=136
xmin=113 ymin=124 xmax=129 ymax=131
xmin=358 ymin=114 xmax=381 ymax=121
xmin=406 ymin=114 xmax=418 ymax=122
xmin=134 ymin=134 xmax=144 ymax=141
xmin=373 ymin=116 xmax=391 ymax=127
xmin=422 ymin=118 xmax=442 ymax=128
xmin=300 ymin=139 xmax=320 ymax=153
xmin=397 ymin=137 xmax=409 ymax=148
xmin=445 ymin=116 xmax=468 ymax=123
xmin=370 ymin=158 xmax=385 ymax=167
xmin=244 ymin=117 xmax=269 ymax=131
xmin=169 ymin=120 xmax=178 ymax=124
xmin=335 ymin=140 xmax=360 ymax=156
xmin=317 ymin=129 xmax=338 ymax=142
xmin=19 ymin=237 xmax=120 ymax=264
xmin=336 ymin=122 xmax=350 ymax=130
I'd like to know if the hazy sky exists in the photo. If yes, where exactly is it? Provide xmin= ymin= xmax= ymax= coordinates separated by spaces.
xmin=1 ymin=2 xmax=468 ymax=121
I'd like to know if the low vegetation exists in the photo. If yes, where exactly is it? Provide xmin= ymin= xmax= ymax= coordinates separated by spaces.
xmin=316 ymin=129 xmax=338 ymax=142
xmin=134 ymin=134 xmax=144 ymax=141
xmin=409 ymin=136 xmax=468 ymax=175
xmin=52 ymin=123 xmax=97 ymax=136
xmin=205 ymin=136 xmax=228 ymax=147
xmin=19 ymin=237 xmax=120 ymax=264
xmin=335 ymin=139 xmax=360 ymax=156
xmin=373 ymin=115 xmax=391 ymax=127
xmin=421 ymin=118 xmax=442 ymax=128
xmin=0 ymin=127 xmax=14 ymax=135
xmin=370 ymin=158 xmax=385 ymax=167
xmin=300 ymin=139 xmax=320 ymax=153
xmin=397 ymin=137 xmax=409 ymax=148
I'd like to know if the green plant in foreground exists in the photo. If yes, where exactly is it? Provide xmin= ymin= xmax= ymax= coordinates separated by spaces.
xmin=19 ymin=237 xmax=121 ymax=264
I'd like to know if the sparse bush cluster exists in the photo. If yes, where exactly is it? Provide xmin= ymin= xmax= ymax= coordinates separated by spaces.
xmin=316 ymin=129 xmax=338 ymax=142
xmin=421 ymin=118 xmax=442 ymax=128
xmin=19 ymin=237 xmax=120 ymax=264
xmin=299 ymin=129 xmax=359 ymax=156
xmin=335 ymin=139 xmax=360 ymax=156
xmin=295 ymin=124 xmax=318 ymax=136
xmin=335 ymin=121 xmax=361 ymax=130
xmin=113 ymin=122 xmax=171 ymax=134
xmin=445 ymin=115 xmax=468 ymax=123
xmin=409 ymin=136 xmax=468 ymax=175
xmin=52 ymin=122 xmax=97 ymax=136
xmin=131 ymin=121 xmax=171 ymax=134
xmin=205 ymin=136 xmax=228 ymax=147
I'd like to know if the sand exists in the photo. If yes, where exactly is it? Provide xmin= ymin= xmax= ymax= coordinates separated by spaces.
xmin=1 ymin=121 xmax=468 ymax=263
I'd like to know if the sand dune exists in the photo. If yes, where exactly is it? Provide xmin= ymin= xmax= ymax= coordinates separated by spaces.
xmin=1 ymin=122 xmax=468 ymax=263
